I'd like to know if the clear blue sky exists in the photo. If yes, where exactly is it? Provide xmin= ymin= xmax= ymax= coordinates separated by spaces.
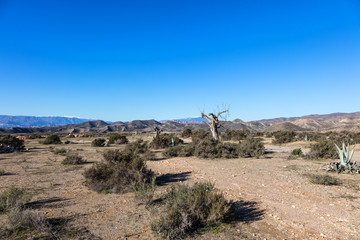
xmin=1 ymin=0 xmax=359 ymax=122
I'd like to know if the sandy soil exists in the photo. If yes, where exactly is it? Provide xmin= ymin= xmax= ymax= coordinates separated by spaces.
xmin=1 ymin=137 xmax=360 ymax=239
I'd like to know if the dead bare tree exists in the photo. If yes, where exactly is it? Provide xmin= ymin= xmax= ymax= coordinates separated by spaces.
xmin=201 ymin=109 xmax=228 ymax=141
xmin=154 ymin=127 xmax=162 ymax=138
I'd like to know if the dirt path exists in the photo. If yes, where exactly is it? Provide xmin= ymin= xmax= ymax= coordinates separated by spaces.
xmin=147 ymin=146 xmax=360 ymax=240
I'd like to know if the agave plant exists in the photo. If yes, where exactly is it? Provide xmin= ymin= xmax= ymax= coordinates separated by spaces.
xmin=334 ymin=142 xmax=355 ymax=170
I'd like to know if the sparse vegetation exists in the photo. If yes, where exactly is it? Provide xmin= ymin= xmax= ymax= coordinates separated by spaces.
xmin=108 ymin=133 xmax=129 ymax=145
xmin=54 ymin=147 xmax=67 ymax=155
xmin=150 ymin=133 xmax=184 ymax=149
xmin=306 ymin=140 xmax=338 ymax=159
xmin=272 ymin=131 xmax=296 ymax=144
xmin=151 ymin=182 xmax=231 ymax=240
xmin=84 ymin=149 xmax=154 ymax=193
xmin=307 ymin=174 xmax=341 ymax=186
xmin=62 ymin=154 xmax=86 ymax=165
xmin=181 ymin=128 xmax=192 ymax=138
xmin=91 ymin=138 xmax=106 ymax=147
xmin=42 ymin=134 xmax=62 ymax=145
xmin=0 ymin=186 xmax=32 ymax=213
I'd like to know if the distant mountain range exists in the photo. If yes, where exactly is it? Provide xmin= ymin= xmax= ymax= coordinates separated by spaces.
xmin=0 ymin=115 xmax=95 ymax=128
xmin=1 ymin=112 xmax=360 ymax=134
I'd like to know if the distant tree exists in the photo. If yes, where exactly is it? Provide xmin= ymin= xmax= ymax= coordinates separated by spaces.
xmin=201 ymin=108 xmax=228 ymax=141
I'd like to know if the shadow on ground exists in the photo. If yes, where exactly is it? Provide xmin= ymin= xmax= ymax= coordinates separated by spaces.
xmin=227 ymin=200 xmax=265 ymax=223
xmin=25 ymin=197 xmax=71 ymax=209
xmin=156 ymin=171 xmax=192 ymax=186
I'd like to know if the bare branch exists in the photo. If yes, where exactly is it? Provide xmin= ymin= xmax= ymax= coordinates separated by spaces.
xmin=201 ymin=113 xmax=212 ymax=122
xmin=216 ymin=110 xmax=228 ymax=118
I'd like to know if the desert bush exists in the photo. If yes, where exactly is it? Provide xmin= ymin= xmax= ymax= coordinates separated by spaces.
xmin=291 ymin=148 xmax=303 ymax=156
xmin=163 ymin=145 xmax=195 ymax=158
xmin=191 ymin=130 xmax=212 ymax=144
xmin=297 ymin=132 xmax=324 ymax=142
xmin=108 ymin=133 xmax=129 ymax=145
xmin=6 ymin=207 xmax=49 ymax=233
xmin=0 ymin=186 xmax=32 ymax=213
xmin=151 ymin=182 xmax=230 ymax=239
xmin=194 ymin=138 xmax=220 ymax=158
xmin=54 ymin=148 xmax=67 ymax=155
xmin=62 ymin=154 xmax=85 ymax=165
xmin=306 ymin=140 xmax=337 ymax=159
xmin=181 ymin=128 xmax=192 ymax=138
xmin=0 ymin=135 xmax=25 ymax=151
xmin=132 ymin=173 xmax=156 ymax=207
xmin=221 ymin=129 xmax=250 ymax=141
xmin=126 ymin=139 xmax=149 ymax=154
xmin=307 ymin=174 xmax=341 ymax=186
xmin=150 ymin=133 xmax=184 ymax=149
xmin=272 ymin=131 xmax=296 ymax=144
xmin=237 ymin=137 xmax=265 ymax=158
xmin=27 ymin=133 xmax=43 ymax=139
xmin=91 ymin=138 xmax=106 ymax=147
xmin=42 ymin=134 xmax=62 ymax=145
xmin=219 ymin=142 xmax=238 ymax=158
xmin=84 ymin=149 xmax=154 ymax=193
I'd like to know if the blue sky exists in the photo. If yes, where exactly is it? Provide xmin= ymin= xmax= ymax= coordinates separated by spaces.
xmin=0 ymin=0 xmax=359 ymax=122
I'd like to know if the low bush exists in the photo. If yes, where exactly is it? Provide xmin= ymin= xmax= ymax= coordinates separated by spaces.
xmin=307 ymin=174 xmax=341 ymax=186
xmin=91 ymin=138 xmax=106 ymax=147
xmin=163 ymin=145 xmax=195 ymax=158
xmin=291 ymin=148 xmax=303 ymax=156
xmin=84 ymin=149 xmax=154 ymax=193
xmin=221 ymin=129 xmax=250 ymax=141
xmin=42 ymin=134 xmax=62 ymax=145
xmin=62 ymin=154 xmax=85 ymax=165
xmin=126 ymin=139 xmax=149 ymax=154
xmin=0 ymin=135 xmax=25 ymax=151
xmin=181 ymin=128 xmax=192 ymax=138
xmin=151 ymin=182 xmax=230 ymax=240
xmin=306 ymin=140 xmax=337 ymax=159
xmin=150 ymin=133 xmax=184 ymax=149
xmin=194 ymin=138 xmax=220 ymax=158
xmin=0 ymin=186 xmax=32 ymax=213
xmin=6 ymin=207 xmax=49 ymax=233
xmin=27 ymin=134 xmax=43 ymax=139
xmin=191 ymin=130 xmax=212 ymax=144
xmin=108 ymin=133 xmax=129 ymax=145
xmin=54 ymin=148 xmax=67 ymax=155
xmin=272 ymin=131 xmax=296 ymax=144
xmin=237 ymin=137 xmax=265 ymax=158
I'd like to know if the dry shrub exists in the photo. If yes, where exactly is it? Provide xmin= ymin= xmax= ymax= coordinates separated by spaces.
xmin=62 ymin=154 xmax=85 ymax=165
xmin=307 ymin=174 xmax=341 ymax=186
xmin=0 ymin=186 xmax=32 ymax=213
xmin=84 ymin=149 xmax=154 ymax=193
xmin=191 ymin=130 xmax=211 ymax=144
xmin=150 ymin=133 xmax=184 ymax=149
xmin=151 ymin=182 xmax=230 ymax=239
xmin=237 ymin=137 xmax=265 ymax=158
xmin=54 ymin=147 xmax=67 ymax=155
xmin=108 ymin=133 xmax=129 ymax=145
xmin=221 ymin=129 xmax=250 ymax=141
xmin=91 ymin=138 xmax=106 ymax=147
xmin=181 ymin=128 xmax=192 ymax=138
xmin=42 ymin=134 xmax=62 ymax=145
xmin=272 ymin=131 xmax=296 ymax=144
xmin=7 ymin=207 xmax=49 ymax=233
xmin=306 ymin=140 xmax=338 ymax=159
xmin=0 ymin=135 xmax=25 ymax=151
xmin=163 ymin=145 xmax=195 ymax=158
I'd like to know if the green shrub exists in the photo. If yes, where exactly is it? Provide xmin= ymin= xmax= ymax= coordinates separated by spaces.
xmin=0 ymin=186 xmax=32 ymax=213
xmin=108 ymin=133 xmax=129 ymax=145
xmin=54 ymin=148 xmax=67 ymax=155
xmin=42 ymin=134 xmax=62 ymax=145
xmin=221 ymin=129 xmax=250 ymax=141
xmin=151 ymin=182 xmax=230 ymax=240
xmin=272 ymin=131 xmax=296 ymax=144
xmin=181 ymin=128 xmax=192 ymax=138
xmin=150 ymin=133 xmax=184 ymax=149
xmin=62 ymin=154 xmax=85 ymax=165
xmin=237 ymin=137 xmax=265 ymax=158
xmin=91 ymin=138 xmax=106 ymax=147
xmin=307 ymin=174 xmax=341 ymax=186
xmin=0 ymin=135 xmax=25 ymax=151
xmin=191 ymin=130 xmax=211 ymax=144
xmin=163 ymin=145 xmax=195 ymax=158
xmin=84 ymin=149 xmax=154 ymax=193
xmin=307 ymin=140 xmax=337 ymax=159
xmin=291 ymin=148 xmax=303 ymax=156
